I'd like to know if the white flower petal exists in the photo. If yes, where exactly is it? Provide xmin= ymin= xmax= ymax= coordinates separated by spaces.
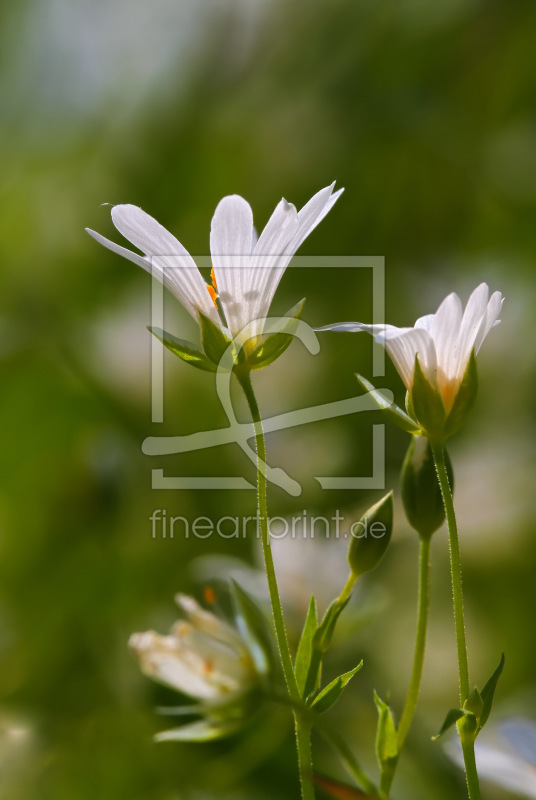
xmin=474 ymin=290 xmax=504 ymax=353
xmin=382 ymin=327 xmax=437 ymax=390
xmin=129 ymin=631 xmax=219 ymax=700
xmin=175 ymin=594 xmax=244 ymax=651
xmin=86 ymin=228 xmax=154 ymax=273
xmin=429 ymin=292 xmax=463 ymax=381
xmin=455 ymin=282 xmax=490 ymax=375
xmin=111 ymin=205 xmax=219 ymax=323
xmin=210 ymin=195 xmax=255 ymax=336
xmin=241 ymin=184 xmax=343 ymax=337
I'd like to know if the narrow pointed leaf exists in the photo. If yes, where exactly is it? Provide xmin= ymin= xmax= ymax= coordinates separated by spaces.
xmin=149 ymin=327 xmax=217 ymax=372
xmin=311 ymin=661 xmax=363 ymax=713
xmin=479 ymin=652 xmax=505 ymax=730
xmin=295 ymin=595 xmax=318 ymax=697
xmin=374 ymin=692 xmax=398 ymax=766
xmin=248 ymin=298 xmax=306 ymax=370
xmin=199 ymin=311 xmax=233 ymax=366
xmin=356 ymin=374 xmax=421 ymax=435
xmin=304 ymin=597 xmax=350 ymax=701
xmin=432 ymin=708 xmax=466 ymax=741
xmin=231 ymin=580 xmax=273 ymax=677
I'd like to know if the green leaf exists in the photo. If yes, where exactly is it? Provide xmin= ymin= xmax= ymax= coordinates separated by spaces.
xmin=303 ymin=597 xmax=350 ymax=701
xmin=479 ymin=652 xmax=505 ymax=731
xmin=148 ymin=327 xmax=217 ymax=372
xmin=248 ymin=298 xmax=306 ymax=370
xmin=311 ymin=661 xmax=363 ymax=714
xmin=432 ymin=708 xmax=466 ymax=741
xmin=316 ymin=596 xmax=351 ymax=653
xmin=231 ymin=581 xmax=273 ymax=677
xmin=199 ymin=311 xmax=233 ymax=366
xmin=295 ymin=595 xmax=318 ymax=698
xmin=154 ymin=718 xmax=243 ymax=743
xmin=444 ymin=351 xmax=478 ymax=439
xmin=412 ymin=355 xmax=446 ymax=439
xmin=355 ymin=374 xmax=422 ymax=435
xmin=374 ymin=692 xmax=398 ymax=766
xmin=314 ymin=774 xmax=372 ymax=799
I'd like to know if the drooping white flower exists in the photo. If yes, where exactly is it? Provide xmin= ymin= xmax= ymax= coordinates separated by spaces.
xmin=318 ymin=283 xmax=504 ymax=440
xmin=86 ymin=184 xmax=343 ymax=343
xmin=129 ymin=594 xmax=256 ymax=706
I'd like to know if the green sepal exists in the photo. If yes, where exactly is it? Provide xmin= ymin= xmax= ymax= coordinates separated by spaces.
xmin=154 ymin=718 xmax=244 ymax=743
xmin=356 ymin=374 xmax=422 ymax=435
xmin=401 ymin=436 xmax=453 ymax=539
xmin=479 ymin=652 xmax=505 ymax=731
xmin=148 ymin=327 xmax=217 ymax=372
xmin=310 ymin=661 xmax=363 ymax=714
xmin=295 ymin=595 xmax=318 ymax=698
xmin=248 ymin=298 xmax=306 ymax=370
xmin=199 ymin=311 xmax=233 ymax=367
xmin=231 ymin=581 xmax=273 ymax=678
xmin=432 ymin=708 xmax=466 ymax=741
xmin=374 ymin=692 xmax=398 ymax=767
xmin=347 ymin=492 xmax=393 ymax=578
xmin=444 ymin=351 xmax=478 ymax=439
xmin=411 ymin=355 xmax=446 ymax=440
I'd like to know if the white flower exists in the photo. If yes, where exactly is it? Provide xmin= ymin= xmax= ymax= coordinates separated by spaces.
xmin=318 ymin=283 xmax=504 ymax=439
xmin=129 ymin=594 xmax=256 ymax=706
xmin=86 ymin=184 xmax=343 ymax=341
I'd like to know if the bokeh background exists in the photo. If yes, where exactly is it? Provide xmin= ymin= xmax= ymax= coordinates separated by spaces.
xmin=2 ymin=0 xmax=536 ymax=798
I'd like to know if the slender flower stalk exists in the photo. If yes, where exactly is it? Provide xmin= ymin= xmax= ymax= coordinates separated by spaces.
xmin=432 ymin=443 xmax=480 ymax=800
xmin=236 ymin=367 xmax=314 ymax=800
xmin=396 ymin=535 xmax=431 ymax=750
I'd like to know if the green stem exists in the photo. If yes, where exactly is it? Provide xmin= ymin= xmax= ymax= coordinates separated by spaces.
xmin=397 ymin=536 xmax=431 ymax=749
xmin=461 ymin=731 xmax=481 ymax=800
xmin=237 ymin=368 xmax=314 ymax=800
xmin=432 ymin=443 xmax=480 ymax=800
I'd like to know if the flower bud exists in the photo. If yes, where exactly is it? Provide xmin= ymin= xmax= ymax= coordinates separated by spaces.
xmin=401 ymin=436 xmax=453 ymax=539
xmin=347 ymin=492 xmax=393 ymax=578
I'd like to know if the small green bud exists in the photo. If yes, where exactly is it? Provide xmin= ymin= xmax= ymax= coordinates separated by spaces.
xmin=463 ymin=686 xmax=484 ymax=719
xmin=401 ymin=436 xmax=453 ymax=539
xmin=348 ymin=492 xmax=393 ymax=578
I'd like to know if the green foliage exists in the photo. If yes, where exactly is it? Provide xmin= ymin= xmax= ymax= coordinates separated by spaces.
xmin=294 ymin=595 xmax=318 ymax=698
xmin=355 ymin=373 xmax=422 ymax=435
xmin=444 ymin=352 xmax=479 ymax=440
xmin=310 ymin=661 xmax=363 ymax=713
xmin=149 ymin=326 xmax=217 ymax=372
xmin=411 ymin=356 xmax=446 ymax=442
xmin=374 ymin=692 xmax=398 ymax=767
xmin=248 ymin=298 xmax=306 ymax=370
xmin=231 ymin=580 xmax=274 ymax=679
xmin=199 ymin=311 xmax=233 ymax=366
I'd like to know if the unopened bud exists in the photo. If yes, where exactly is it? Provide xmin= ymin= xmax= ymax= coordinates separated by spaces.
xmin=401 ymin=436 xmax=453 ymax=539
xmin=348 ymin=492 xmax=393 ymax=578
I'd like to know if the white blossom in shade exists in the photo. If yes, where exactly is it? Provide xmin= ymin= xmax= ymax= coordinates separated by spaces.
xmin=86 ymin=184 xmax=343 ymax=340
xmin=129 ymin=594 xmax=257 ymax=706
xmin=318 ymin=283 xmax=504 ymax=417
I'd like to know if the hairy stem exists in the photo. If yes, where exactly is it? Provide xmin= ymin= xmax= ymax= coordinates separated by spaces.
xmin=237 ymin=369 xmax=314 ymax=800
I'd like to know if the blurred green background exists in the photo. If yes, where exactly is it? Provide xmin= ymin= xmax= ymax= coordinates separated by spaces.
xmin=2 ymin=0 xmax=536 ymax=798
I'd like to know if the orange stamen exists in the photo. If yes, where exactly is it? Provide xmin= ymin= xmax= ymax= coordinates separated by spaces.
xmin=206 ymin=268 xmax=219 ymax=309
xmin=203 ymin=586 xmax=217 ymax=606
